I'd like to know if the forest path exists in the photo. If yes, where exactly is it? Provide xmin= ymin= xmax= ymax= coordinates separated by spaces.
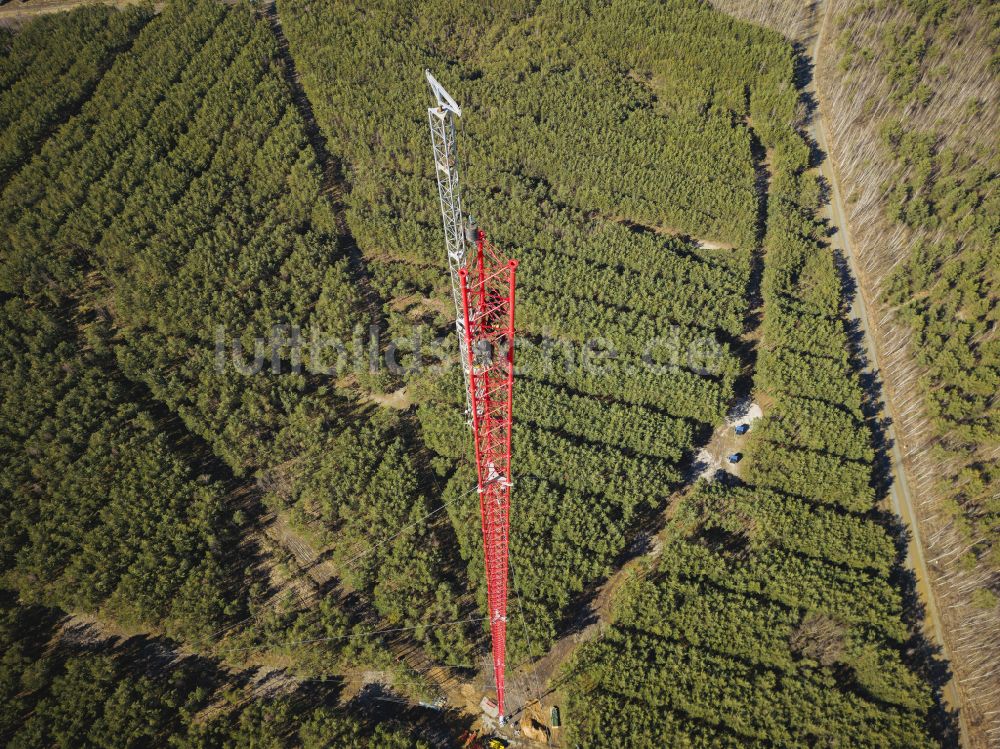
xmin=471 ymin=518 xmax=671 ymax=747
xmin=253 ymin=5 xmax=472 ymax=717
xmin=0 ymin=0 xmax=156 ymax=26
xmin=808 ymin=3 xmax=968 ymax=745
xmin=498 ymin=405 xmax=765 ymax=732
xmin=492 ymin=99 xmax=775 ymax=743
xmin=260 ymin=0 xmax=385 ymax=326
xmin=606 ymin=215 xmax=739 ymax=251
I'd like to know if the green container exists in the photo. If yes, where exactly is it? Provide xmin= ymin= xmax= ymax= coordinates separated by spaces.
xmin=550 ymin=705 xmax=561 ymax=727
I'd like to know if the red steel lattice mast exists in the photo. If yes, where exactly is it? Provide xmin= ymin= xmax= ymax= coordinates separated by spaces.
xmin=426 ymin=70 xmax=518 ymax=720
xmin=458 ymin=231 xmax=517 ymax=720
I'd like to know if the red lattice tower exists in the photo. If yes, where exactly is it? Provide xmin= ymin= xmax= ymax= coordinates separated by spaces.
xmin=458 ymin=230 xmax=517 ymax=719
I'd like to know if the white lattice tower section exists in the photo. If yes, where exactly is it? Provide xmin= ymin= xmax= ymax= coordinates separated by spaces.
xmin=426 ymin=70 xmax=472 ymax=407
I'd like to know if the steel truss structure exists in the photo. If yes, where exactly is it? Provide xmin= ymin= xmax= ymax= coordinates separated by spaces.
xmin=459 ymin=232 xmax=517 ymax=719
xmin=426 ymin=71 xmax=518 ymax=719
xmin=425 ymin=70 xmax=471 ymax=407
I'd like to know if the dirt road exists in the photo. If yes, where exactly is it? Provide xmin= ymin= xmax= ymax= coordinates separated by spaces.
xmin=808 ymin=3 xmax=968 ymax=745
xmin=0 ymin=0 xmax=155 ymax=25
